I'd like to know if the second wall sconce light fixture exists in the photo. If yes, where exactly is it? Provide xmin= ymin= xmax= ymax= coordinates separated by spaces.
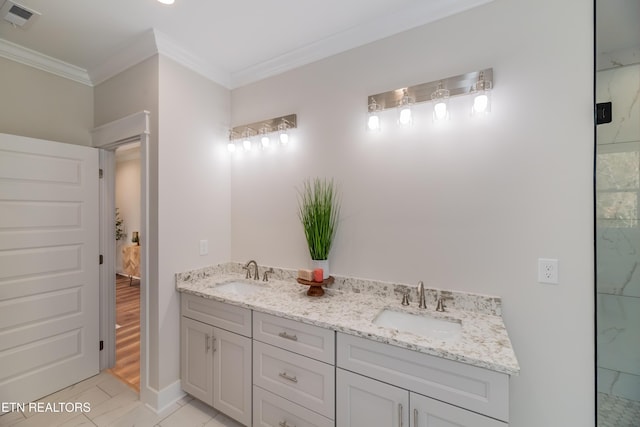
xmin=366 ymin=68 xmax=493 ymax=130
xmin=228 ymin=114 xmax=297 ymax=153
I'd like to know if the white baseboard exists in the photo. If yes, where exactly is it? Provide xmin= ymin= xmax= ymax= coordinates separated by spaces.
xmin=140 ymin=380 xmax=185 ymax=414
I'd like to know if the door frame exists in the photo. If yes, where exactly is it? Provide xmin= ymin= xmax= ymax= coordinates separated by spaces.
xmin=92 ymin=111 xmax=150 ymax=396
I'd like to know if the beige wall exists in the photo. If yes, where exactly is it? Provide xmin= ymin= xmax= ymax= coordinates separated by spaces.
xmin=0 ymin=56 xmax=93 ymax=145
xmin=157 ymin=55 xmax=231 ymax=389
xmin=94 ymin=55 xmax=162 ymax=396
xmin=94 ymin=54 xmax=231 ymax=399
xmin=230 ymin=0 xmax=594 ymax=425
xmin=115 ymin=150 xmax=141 ymax=275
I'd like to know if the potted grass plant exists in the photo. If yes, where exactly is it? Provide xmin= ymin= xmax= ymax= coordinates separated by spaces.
xmin=297 ymin=177 xmax=340 ymax=279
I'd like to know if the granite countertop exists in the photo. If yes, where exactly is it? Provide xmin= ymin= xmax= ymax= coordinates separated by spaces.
xmin=176 ymin=263 xmax=520 ymax=376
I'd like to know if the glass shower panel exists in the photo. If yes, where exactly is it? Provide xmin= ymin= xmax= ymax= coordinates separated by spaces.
xmin=595 ymin=39 xmax=640 ymax=426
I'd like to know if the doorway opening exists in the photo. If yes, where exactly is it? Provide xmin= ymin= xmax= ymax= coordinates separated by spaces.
xmin=94 ymin=110 xmax=150 ymax=405
xmin=107 ymin=142 xmax=142 ymax=390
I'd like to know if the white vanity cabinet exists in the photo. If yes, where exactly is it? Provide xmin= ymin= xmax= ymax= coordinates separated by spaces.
xmin=336 ymin=333 xmax=509 ymax=427
xmin=252 ymin=312 xmax=335 ymax=427
xmin=180 ymin=294 xmax=252 ymax=426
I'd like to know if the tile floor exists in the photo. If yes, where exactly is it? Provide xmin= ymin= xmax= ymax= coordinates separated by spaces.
xmin=597 ymin=392 xmax=640 ymax=427
xmin=0 ymin=372 xmax=243 ymax=427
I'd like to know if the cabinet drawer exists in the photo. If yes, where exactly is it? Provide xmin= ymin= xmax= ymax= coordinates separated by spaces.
xmin=253 ymin=386 xmax=334 ymax=427
xmin=181 ymin=293 xmax=251 ymax=337
xmin=253 ymin=341 xmax=335 ymax=419
xmin=337 ymin=333 xmax=509 ymax=422
xmin=253 ymin=312 xmax=335 ymax=364
xmin=412 ymin=392 xmax=507 ymax=427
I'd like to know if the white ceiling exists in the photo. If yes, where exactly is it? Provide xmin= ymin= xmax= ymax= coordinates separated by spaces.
xmin=0 ymin=0 xmax=493 ymax=88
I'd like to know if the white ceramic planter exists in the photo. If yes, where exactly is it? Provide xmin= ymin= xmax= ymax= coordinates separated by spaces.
xmin=312 ymin=259 xmax=330 ymax=280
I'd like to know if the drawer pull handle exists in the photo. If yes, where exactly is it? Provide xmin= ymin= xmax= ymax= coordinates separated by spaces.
xmin=278 ymin=332 xmax=298 ymax=341
xmin=398 ymin=403 xmax=403 ymax=427
xmin=413 ymin=408 xmax=418 ymax=427
xmin=278 ymin=372 xmax=298 ymax=383
xmin=205 ymin=334 xmax=210 ymax=353
xmin=279 ymin=422 xmax=295 ymax=427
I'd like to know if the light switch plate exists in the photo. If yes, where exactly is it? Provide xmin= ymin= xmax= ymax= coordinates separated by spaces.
xmin=199 ymin=239 xmax=208 ymax=256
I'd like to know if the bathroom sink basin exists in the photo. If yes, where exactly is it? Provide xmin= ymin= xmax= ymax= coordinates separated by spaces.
xmin=214 ymin=281 xmax=263 ymax=296
xmin=373 ymin=309 xmax=461 ymax=341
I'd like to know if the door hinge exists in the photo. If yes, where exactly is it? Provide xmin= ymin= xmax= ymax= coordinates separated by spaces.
xmin=99 ymin=254 xmax=103 ymax=265
xmin=99 ymin=168 xmax=103 ymax=179
xmin=99 ymin=340 xmax=104 ymax=351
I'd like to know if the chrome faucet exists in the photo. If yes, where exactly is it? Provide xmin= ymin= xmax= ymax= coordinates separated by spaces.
xmin=417 ymin=281 xmax=427 ymax=309
xmin=263 ymin=267 xmax=274 ymax=282
xmin=243 ymin=260 xmax=260 ymax=280
xmin=435 ymin=297 xmax=447 ymax=312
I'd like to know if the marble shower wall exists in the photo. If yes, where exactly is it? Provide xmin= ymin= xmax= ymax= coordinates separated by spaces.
xmin=596 ymin=62 xmax=640 ymax=402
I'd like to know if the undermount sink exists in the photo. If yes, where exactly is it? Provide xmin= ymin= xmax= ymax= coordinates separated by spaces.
xmin=214 ymin=281 xmax=263 ymax=296
xmin=373 ymin=309 xmax=461 ymax=341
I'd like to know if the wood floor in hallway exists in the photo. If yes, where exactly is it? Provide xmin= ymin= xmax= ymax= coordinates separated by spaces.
xmin=107 ymin=274 xmax=140 ymax=391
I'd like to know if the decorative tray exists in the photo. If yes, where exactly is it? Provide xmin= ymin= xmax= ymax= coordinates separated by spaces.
xmin=296 ymin=276 xmax=335 ymax=296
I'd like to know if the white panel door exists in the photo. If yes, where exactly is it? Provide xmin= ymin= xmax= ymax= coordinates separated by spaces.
xmin=0 ymin=133 xmax=99 ymax=403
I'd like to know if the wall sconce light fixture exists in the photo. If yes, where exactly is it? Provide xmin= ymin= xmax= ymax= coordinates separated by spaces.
xmin=366 ymin=68 xmax=493 ymax=129
xmin=471 ymin=71 xmax=492 ymax=116
xmin=259 ymin=124 xmax=272 ymax=148
xmin=397 ymin=89 xmax=414 ymax=127
xmin=242 ymin=127 xmax=255 ymax=151
xmin=367 ymin=98 xmax=382 ymax=131
xmin=277 ymin=118 xmax=293 ymax=145
xmin=229 ymin=114 xmax=297 ymax=153
xmin=431 ymin=81 xmax=450 ymax=122
xmin=227 ymin=130 xmax=237 ymax=152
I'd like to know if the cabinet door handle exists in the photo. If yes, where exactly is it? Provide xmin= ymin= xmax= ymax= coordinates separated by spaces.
xmin=398 ymin=403 xmax=403 ymax=427
xmin=212 ymin=337 xmax=217 ymax=352
xmin=205 ymin=334 xmax=210 ymax=353
xmin=279 ymin=422 xmax=296 ymax=427
xmin=278 ymin=371 xmax=298 ymax=383
xmin=413 ymin=408 xmax=418 ymax=427
xmin=278 ymin=331 xmax=298 ymax=341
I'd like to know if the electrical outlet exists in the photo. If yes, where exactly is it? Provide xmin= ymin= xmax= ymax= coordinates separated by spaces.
xmin=538 ymin=258 xmax=558 ymax=284
xmin=199 ymin=239 xmax=208 ymax=256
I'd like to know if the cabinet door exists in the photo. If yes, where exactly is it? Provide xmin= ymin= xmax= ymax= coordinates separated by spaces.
xmin=411 ymin=393 xmax=507 ymax=427
xmin=181 ymin=317 xmax=213 ymax=404
xmin=213 ymin=326 xmax=252 ymax=426
xmin=337 ymin=368 xmax=409 ymax=427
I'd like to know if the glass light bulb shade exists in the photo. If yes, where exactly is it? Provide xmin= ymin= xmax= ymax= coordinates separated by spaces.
xmin=472 ymin=92 xmax=491 ymax=116
xmin=433 ymin=102 xmax=449 ymax=121
xmin=227 ymin=142 xmax=236 ymax=153
xmin=398 ymin=107 xmax=412 ymax=126
xmin=367 ymin=114 xmax=380 ymax=131
xmin=243 ymin=139 xmax=252 ymax=151
xmin=261 ymin=136 xmax=270 ymax=148
xmin=157 ymin=0 xmax=175 ymax=4
xmin=279 ymin=132 xmax=289 ymax=144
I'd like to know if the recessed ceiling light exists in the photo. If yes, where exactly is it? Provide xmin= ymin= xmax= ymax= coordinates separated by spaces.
xmin=157 ymin=0 xmax=175 ymax=5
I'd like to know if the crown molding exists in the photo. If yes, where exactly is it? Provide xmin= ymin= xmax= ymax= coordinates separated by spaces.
xmin=153 ymin=30 xmax=231 ymax=89
xmin=1 ymin=0 xmax=493 ymax=89
xmin=88 ymin=30 xmax=158 ymax=86
xmin=0 ymin=37 xmax=91 ymax=86
xmin=230 ymin=0 xmax=494 ymax=88
xmin=88 ymin=29 xmax=232 ymax=88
